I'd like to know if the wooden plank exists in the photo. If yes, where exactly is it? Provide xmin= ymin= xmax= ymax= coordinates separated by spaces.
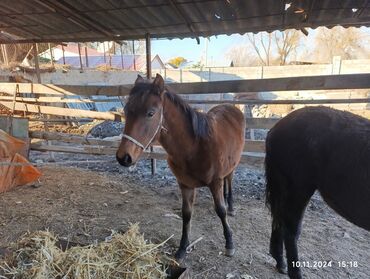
xmin=29 ymin=131 xmax=121 ymax=147
xmin=246 ymin=118 xmax=279 ymax=129
xmin=2 ymin=74 xmax=370 ymax=97
xmin=0 ymin=96 xmax=120 ymax=103
xmin=187 ymin=98 xmax=370 ymax=105
xmin=30 ymin=143 xmax=167 ymax=160
xmin=0 ymin=101 xmax=122 ymax=121
xmin=28 ymin=118 xmax=91 ymax=123
xmin=244 ymin=140 xmax=265 ymax=152
xmin=30 ymin=131 xmax=268 ymax=154
xmin=239 ymin=153 xmax=264 ymax=168
xmin=29 ymin=142 xmax=263 ymax=167
xmin=0 ymin=83 xmax=132 ymax=96
xmin=168 ymin=73 xmax=370 ymax=94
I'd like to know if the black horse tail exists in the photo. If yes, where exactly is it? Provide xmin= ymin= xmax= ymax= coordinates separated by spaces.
xmin=265 ymin=134 xmax=287 ymax=230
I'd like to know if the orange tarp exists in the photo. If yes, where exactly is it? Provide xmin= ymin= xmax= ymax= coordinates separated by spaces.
xmin=0 ymin=130 xmax=41 ymax=192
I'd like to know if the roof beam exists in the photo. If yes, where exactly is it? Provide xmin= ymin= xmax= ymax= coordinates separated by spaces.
xmin=169 ymin=0 xmax=200 ymax=44
xmin=38 ymin=0 xmax=115 ymax=38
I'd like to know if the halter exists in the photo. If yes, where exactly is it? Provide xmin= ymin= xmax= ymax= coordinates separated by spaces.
xmin=122 ymin=107 xmax=165 ymax=151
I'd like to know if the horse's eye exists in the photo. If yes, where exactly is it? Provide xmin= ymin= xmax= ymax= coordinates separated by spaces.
xmin=147 ymin=110 xmax=155 ymax=118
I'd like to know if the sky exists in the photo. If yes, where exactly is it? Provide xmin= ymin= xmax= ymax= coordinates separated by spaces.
xmin=150 ymin=27 xmax=370 ymax=67
xmin=151 ymin=34 xmax=246 ymax=67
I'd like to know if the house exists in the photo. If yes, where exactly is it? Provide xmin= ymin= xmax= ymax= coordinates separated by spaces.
xmin=39 ymin=44 xmax=102 ymax=61
xmin=56 ymin=54 xmax=165 ymax=70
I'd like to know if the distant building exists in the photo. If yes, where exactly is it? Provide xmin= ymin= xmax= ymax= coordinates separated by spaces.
xmin=56 ymin=54 xmax=165 ymax=70
xmin=39 ymin=43 xmax=102 ymax=61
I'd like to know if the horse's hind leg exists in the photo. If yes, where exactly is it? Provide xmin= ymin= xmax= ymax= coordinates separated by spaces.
xmin=283 ymin=188 xmax=314 ymax=279
xmin=270 ymin=224 xmax=286 ymax=274
xmin=210 ymin=179 xmax=235 ymax=257
xmin=226 ymin=171 xmax=235 ymax=216
xmin=175 ymin=184 xmax=196 ymax=261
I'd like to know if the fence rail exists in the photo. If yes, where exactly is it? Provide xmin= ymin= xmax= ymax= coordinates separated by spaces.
xmin=2 ymin=73 xmax=370 ymax=169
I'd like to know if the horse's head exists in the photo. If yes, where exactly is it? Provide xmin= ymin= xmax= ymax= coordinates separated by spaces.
xmin=116 ymin=74 xmax=165 ymax=167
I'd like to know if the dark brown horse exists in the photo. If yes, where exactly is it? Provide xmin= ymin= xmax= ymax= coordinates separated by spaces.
xmin=116 ymin=74 xmax=245 ymax=259
xmin=265 ymin=106 xmax=370 ymax=279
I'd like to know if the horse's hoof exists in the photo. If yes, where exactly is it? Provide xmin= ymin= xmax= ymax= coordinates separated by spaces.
xmin=174 ymin=249 xmax=186 ymax=262
xmin=227 ymin=210 xmax=236 ymax=217
xmin=277 ymin=265 xmax=287 ymax=274
xmin=225 ymin=248 xmax=235 ymax=257
xmin=288 ymin=272 xmax=302 ymax=279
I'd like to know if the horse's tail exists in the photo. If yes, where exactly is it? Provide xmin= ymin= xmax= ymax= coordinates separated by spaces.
xmin=265 ymin=134 xmax=287 ymax=230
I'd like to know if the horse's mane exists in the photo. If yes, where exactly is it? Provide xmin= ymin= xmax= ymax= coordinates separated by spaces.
xmin=126 ymin=82 xmax=211 ymax=140
xmin=164 ymin=89 xmax=211 ymax=140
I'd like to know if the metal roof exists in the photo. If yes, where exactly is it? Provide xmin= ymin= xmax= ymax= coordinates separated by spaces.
xmin=0 ymin=0 xmax=370 ymax=43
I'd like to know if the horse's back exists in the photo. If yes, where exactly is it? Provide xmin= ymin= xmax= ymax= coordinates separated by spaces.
xmin=266 ymin=106 xmax=370 ymax=231
xmin=205 ymin=104 xmax=246 ymax=177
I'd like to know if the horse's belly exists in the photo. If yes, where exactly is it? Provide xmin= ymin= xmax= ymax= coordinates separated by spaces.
xmin=318 ymin=182 xmax=370 ymax=231
xmin=167 ymin=159 xmax=205 ymax=188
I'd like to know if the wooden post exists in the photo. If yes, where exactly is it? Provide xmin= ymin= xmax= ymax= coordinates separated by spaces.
xmin=32 ymin=43 xmax=41 ymax=83
xmin=48 ymin=43 xmax=54 ymax=66
xmin=78 ymin=43 xmax=83 ymax=72
xmin=61 ymin=44 xmax=66 ymax=65
xmin=146 ymin=33 xmax=156 ymax=175
xmin=132 ymin=40 xmax=136 ymax=71
xmin=33 ymin=43 xmax=55 ymax=161
xmin=84 ymin=44 xmax=89 ymax=68
xmin=120 ymin=43 xmax=124 ymax=69
xmin=103 ymin=42 xmax=106 ymax=64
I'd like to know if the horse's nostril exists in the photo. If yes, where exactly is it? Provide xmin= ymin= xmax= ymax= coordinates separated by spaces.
xmin=117 ymin=153 xmax=132 ymax=167
xmin=123 ymin=154 xmax=132 ymax=165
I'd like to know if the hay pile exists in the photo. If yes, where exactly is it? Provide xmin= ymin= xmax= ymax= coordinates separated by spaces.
xmin=0 ymin=224 xmax=171 ymax=279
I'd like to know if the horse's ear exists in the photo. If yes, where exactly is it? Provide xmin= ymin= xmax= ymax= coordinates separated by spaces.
xmin=153 ymin=73 xmax=165 ymax=93
xmin=135 ymin=75 xmax=145 ymax=85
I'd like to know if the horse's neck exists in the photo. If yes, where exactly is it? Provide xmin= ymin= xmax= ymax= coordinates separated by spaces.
xmin=159 ymin=98 xmax=196 ymax=158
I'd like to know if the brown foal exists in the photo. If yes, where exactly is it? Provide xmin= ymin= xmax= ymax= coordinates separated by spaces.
xmin=116 ymin=74 xmax=245 ymax=260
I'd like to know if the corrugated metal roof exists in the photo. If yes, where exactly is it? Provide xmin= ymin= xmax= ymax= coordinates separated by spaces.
xmin=0 ymin=0 xmax=369 ymax=43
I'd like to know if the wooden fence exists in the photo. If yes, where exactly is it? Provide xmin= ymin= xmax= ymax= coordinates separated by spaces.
xmin=2 ymin=73 xmax=370 ymax=168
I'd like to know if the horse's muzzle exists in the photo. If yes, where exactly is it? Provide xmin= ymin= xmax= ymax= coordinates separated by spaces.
xmin=116 ymin=153 xmax=133 ymax=167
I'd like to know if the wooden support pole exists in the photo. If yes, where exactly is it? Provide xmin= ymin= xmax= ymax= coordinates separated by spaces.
xmin=120 ymin=43 xmax=124 ymax=69
xmin=33 ymin=42 xmax=55 ymax=161
xmin=103 ymin=42 xmax=106 ymax=63
xmin=78 ymin=43 xmax=83 ymax=72
xmin=48 ymin=43 xmax=54 ymax=66
xmin=133 ymin=40 xmax=136 ymax=71
xmin=84 ymin=43 xmax=89 ymax=68
xmin=32 ymin=43 xmax=41 ymax=83
xmin=62 ymin=44 xmax=66 ymax=65
xmin=146 ymin=33 xmax=156 ymax=175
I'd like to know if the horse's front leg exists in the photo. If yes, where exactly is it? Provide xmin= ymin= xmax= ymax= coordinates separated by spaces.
xmin=210 ymin=179 xmax=235 ymax=257
xmin=175 ymin=184 xmax=196 ymax=261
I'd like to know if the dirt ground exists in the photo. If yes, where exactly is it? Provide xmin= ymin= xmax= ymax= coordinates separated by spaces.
xmin=0 ymin=157 xmax=369 ymax=279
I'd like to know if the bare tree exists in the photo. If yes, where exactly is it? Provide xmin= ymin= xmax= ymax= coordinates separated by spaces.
xmin=310 ymin=26 xmax=370 ymax=62
xmin=247 ymin=32 xmax=273 ymax=65
xmin=225 ymin=29 xmax=302 ymax=67
xmin=225 ymin=45 xmax=259 ymax=66
xmin=274 ymin=30 xmax=301 ymax=65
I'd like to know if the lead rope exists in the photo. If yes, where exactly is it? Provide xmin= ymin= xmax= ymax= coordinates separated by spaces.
xmin=122 ymin=107 xmax=165 ymax=151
